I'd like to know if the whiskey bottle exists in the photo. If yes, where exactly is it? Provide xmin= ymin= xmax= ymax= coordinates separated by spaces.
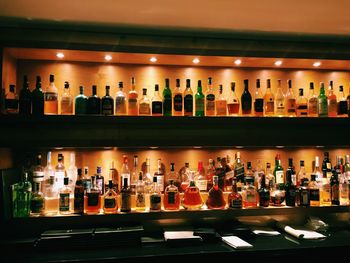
xmin=183 ymin=79 xmax=193 ymax=116
xmin=95 ymin=166 xmax=105 ymax=195
xmin=227 ymin=82 xmax=240 ymax=116
xmin=258 ymin=173 xmax=270 ymax=207
xmin=254 ymin=79 xmax=264 ymax=116
xmin=318 ymin=82 xmax=328 ymax=117
xmin=234 ymin=152 xmax=245 ymax=192
xmin=135 ymin=172 xmax=146 ymax=211
xmin=128 ymin=77 xmax=138 ymax=116
xmin=265 ymin=162 xmax=275 ymax=190
xmin=330 ymin=169 xmax=340 ymax=205
xmin=101 ymin=85 xmax=114 ymax=115
xmin=30 ymin=182 xmax=44 ymax=216
xmin=337 ymin=85 xmax=348 ymax=116
xmin=60 ymin=81 xmax=73 ymax=115
xmin=154 ymin=158 xmax=165 ymax=193
xmin=55 ymin=153 xmax=66 ymax=191
xmin=82 ymin=166 xmax=92 ymax=192
xmin=5 ymin=84 xmax=18 ymax=114
xmin=297 ymin=160 xmax=308 ymax=186
xmin=139 ymin=88 xmax=151 ymax=115
xmin=87 ymin=85 xmax=101 ymax=114
xmin=308 ymin=82 xmax=318 ymax=117
xmin=120 ymin=177 xmax=132 ymax=212
xmin=296 ymin=88 xmax=308 ymax=117
xmin=286 ymin=158 xmax=296 ymax=187
xmin=205 ymin=77 xmax=215 ymax=116
xmin=296 ymin=179 xmax=310 ymax=207
xmin=167 ymin=163 xmax=181 ymax=190
xmin=84 ymin=176 xmax=101 ymax=214
xmin=228 ymin=179 xmax=242 ymax=209
xmin=173 ymin=78 xmax=183 ymax=116
xmin=150 ymin=176 xmax=161 ymax=211
xmin=309 ymin=174 xmax=320 ymax=206
xmin=322 ymin=152 xmax=332 ymax=179
xmin=270 ymin=183 xmax=286 ymax=206
xmin=284 ymin=167 xmax=296 ymax=207
xmin=338 ymin=164 xmax=349 ymax=205
xmin=195 ymin=161 xmax=207 ymax=192
xmin=44 ymin=175 xmax=58 ymax=216
xmin=286 ymin=79 xmax=296 ymax=117
xmin=32 ymin=153 xmax=45 ymax=188
xmin=312 ymin=156 xmax=323 ymax=183
xmin=182 ymin=180 xmax=203 ymax=210
xmin=103 ymin=180 xmax=118 ymax=214
xmin=206 ymin=175 xmax=226 ymax=209
xmin=206 ymin=159 xmax=216 ymax=191
xmin=216 ymin=84 xmax=227 ymax=116
xmin=241 ymin=79 xmax=252 ymax=115
xmin=19 ymin=75 xmax=32 ymax=115
xmin=264 ymin=79 xmax=274 ymax=116
xmin=142 ymin=158 xmax=153 ymax=194
xmin=163 ymin=78 xmax=172 ymax=116
xmin=31 ymin=76 xmax=44 ymax=116
xmin=44 ymin=74 xmax=58 ymax=115
xmin=152 ymin=84 xmax=163 ymax=116
xmin=163 ymin=179 xmax=180 ymax=211
xmin=75 ymin=86 xmax=88 ymax=115
xmin=242 ymin=176 xmax=258 ymax=208
xmin=74 ymin=168 xmax=84 ymax=214
xmin=115 ymin=81 xmax=127 ymax=115
xmin=275 ymin=79 xmax=285 ymax=116
xmin=327 ymin=81 xmax=337 ymax=117
xmin=59 ymin=177 xmax=71 ymax=215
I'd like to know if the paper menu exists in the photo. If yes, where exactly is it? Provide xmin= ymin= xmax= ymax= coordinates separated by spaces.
xmin=222 ymin=236 xmax=253 ymax=249
xmin=284 ymin=226 xmax=326 ymax=239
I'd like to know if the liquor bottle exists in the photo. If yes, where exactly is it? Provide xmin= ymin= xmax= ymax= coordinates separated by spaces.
xmin=135 ymin=172 xmax=146 ymax=211
xmin=258 ymin=173 xmax=270 ymax=207
xmin=206 ymin=175 xmax=226 ymax=209
xmin=101 ymin=85 xmax=114 ymax=115
xmin=75 ymin=86 xmax=88 ymax=115
xmin=115 ymin=81 xmax=127 ymax=115
xmin=254 ymin=79 xmax=264 ymax=116
xmin=154 ymin=158 xmax=165 ymax=192
xmin=67 ymin=152 xmax=77 ymax=188
xmin=84 ymin=176 xmax=101 ymax=214
xmin=5 ymin=84 xmax=19 ymax=114
xmin=14 ymin=172 xmax=32 ymax=217
xmin=149 ymin=176 xmax=161 ymax=211
xmin=245 ymin=161 xmax=254 ymax=182
xmin=273 ymin=154 xmax=284 ymax=187
xmin=19 ymin=75 xmax=32 ymax=115
xmin=103 ymin=180 xmax=118 ymax=214
xmin=87 ymin=85 xmax=101 ymax=114
xmin=275 ymin=79 xmax=285 ymax=116
xmin=30 ymin=182 xmax=44 ymax=216
xmin=121 ymin=155 xmax=130 ymax=189
xmin=44 ymin=175 xmax=58 ymax=216
xmin=216 ymin=84 xmax=227 ymax=116
xmin=163 ymin=179 xmax=180 ymax=211
xmin=194 ymin=161 xmax=207 ymax=192
xmin=152 ymin=84 xmax=163 ymax=116
xmin=241 ymin=79 xmax=252 ymax=115
xmin=347 ymin=85 xmax=350 ymax=116
xmin=130 ymin=155 xmax=139 ymax=195
xmin=284 ymin=167 xmax=296 ymax=207
xmin=308 ymin=82 xmax=318 ymax=117
xmin=173 ymin=78 xmax=183 ymax=116
xmin=320 ymin=177 xmax=331 ymax=206
xmin=228 ymin=179 xmax=242 ymax=209
xmin=253 ymin=159 xmax=265 ymax=190
xmin=344 ymin=155 xmax=350 ymax=192
xmin=31 ymin=76 xmax=44 ymax=116
xmin=59 ymin=177 xmax=71 ymax=214
xmin=74 ymin=168 xmax=84 ymax=214
xmin=270 ymin=183 xmax=286 ymax=206
xmin=128 ymin=77 xmax=138 ymax=116
xmin=242 ymin=176 xmax=258 ymax=208
xmin=337 ymin=85 xmax=348 ymax=116
xmin=206 ymin=159 xmax=216 ymax=191
xmin=195 ymin=80 xmax=205 ymax=116
xmin=142 ymin=158 xmax=153 ymax=194
xmin=215 ymin=157 xmax=225 ymax=191
xmin=95 ymin=166 xmax=105 ymax=195
xmin=44 ymin=74 xmax=58 ymax=114
xmin=222 ymin=157 xmax=233 ymax=191
xmin=264 ymin=79 xmax=274 ymax=116
xmin=205 ymin=77 xmax=215 ymax=116
xmin=139 ymin=88 xmax=151 ymax=115
xmin=318 ymin=82 xmax=328 ymax=117
xmin=312 ymin=156 xmax=323 ymax=183
xmin=60 ymin=81 xmax=73 ymax=115
xmin=44 ymin=151 xmax=55 ymax=185
xmin=167 ymin=163 xmax=181 ymax=189
xmin=179 ymin=162 xmax=190 ymax=193
xmin=55 ymin=153 xmax=66 ymax=191
xmin=265 ymin=162 xmax=275 ymax=190
xmin=286 ymin=79 xmax=296 ymax=117
xmin=82 ymin=166 xmax=92 ymax=192
xmin=338 ymin=164 xmax=349 ymax=205
xmin=184 ymin=79 xmax=193 ymax=116
xmin=309 ymin=174 xmax=320 ymax=206
xmin=227 ymin=82 xmax=240 ymax=116
xmin=285 ymin=158 xmax=295 ymax=188
xmin=182 ymin=180 xmax=203 ymax=210
xmin=330 ymin=169 xmax=340 ymax=205
xmin=296 ymin=88 xmax=308 ymax=116
xmin=234 ymin=152 xmax=245 ymax=192
xmin=297 ymin=179 xmax=310 ymax=207
xmin=297 ymin=160 xmax=308 ymax=186
xmin=108 ymin=161 xmax=119 ymax=192
xmin=163 ymin=78 xmax=172 ymax=116
xmin=31 ymin=153 xmax=45 ymax=195
xmin=327 ymin=81 xmax=337 ymax=117
xmin=322 ymin=152 xmax=332 ymax=179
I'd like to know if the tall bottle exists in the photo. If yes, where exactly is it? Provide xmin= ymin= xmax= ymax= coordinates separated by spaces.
xmin=309 ymin=174 xmax=320 ymax=207
xmin=95 ymin=166 xmax=104 ymax=195
xmin=312 ymin=156 xmax=323 ymax=183
xmin=74 ymin=168 xmax=84 ymax=214
xmin=59 ymin=177 xmax=71 ymax=215
xmin=216 ymin=84 xmax=227 ymax=116
xmin=195 ymin=161 xmax=207 ymax=192
xmin=19 ymin=75 xmax=32 ymax=115
xmin=184 ymin=79 xmax=193 ymax=116
xmin=337 ymin=85 xmax=348 ymax=116
xmin=55 ymin=153 xmax=66 ymax=191
xmin=339 ymin=164 xmax=349 ymax=205
xmin=108 ymin=161 xmax=119 ymax=192
xmin=258 ymin=173 xmax=270 ymax=207
xmin=44 ymin=74 xmax=58 ymax=114
xmin=115 ymin=81 xmax=127 ymax=115
xmin=241 ymin=79 xmax=252 ymax=115
xmin=60 ymin=81 xmax=73 ymax=115
xmin=164 ymin=179 xmax=180 ymax=211
xmin=347 ymin=85 xmax=350 ymax=117
xmin=296 ymin=88 xmax=308 ymax=117
xmin=143 ymin=158 xmax=153 ymax=194
xmin=234 ymin=152 xmax=245 ymax=192
xmin=173 ymin=78 xmax=183 ymax=116
xmin=103 ymin=180 xmax=118 ymax=214
xmin=205 ymin=77 xmax=215 ymax=116
xmin=135 ymin=172 xmax=146 ymax=211
xmin=322 ymin=151 xmax=332 ymax=179
xmin=273 ymin=154 xmax=284 ymax=187
xmin=242 ymin=176 xmax=258 ymax=208
xmin=87 ymin=85 xmax=101 ymax=114
xmin=84 ymin=176 xmax=101 ymax=214
xmin=227 ymin=82 xmax=240 ymax=116
xmin=297 ymin=160 xmax=308 ymax=186
xmin=121 ymin=155 xmax=130 ymax=189
xmin=286 ymin=158 xmax=296 ymax=187
xmin=275 ymin=79 xmax=285 ymax=116
xmin=75 ymin=86 xmax=88 ymax=115
xmin=330 ymin=169 xmax=340 ymax=205
xmin=286 ymin=79 xmax=296 ymax=117
xmin=30 ymin=181 xmax=44 ymax=216
xmin=163 ymin=78 xmax=172 ymax=116
xmin=31 ymin=76 xmax=44 ymax=115
xmin=138 ymin=88 xmax=151 ymax=115
xmin=5 ymin=84 xmax=19 ymax=114
xmin=130 ymin=155 xmax=139 ymax=195
xmin=320 ymin=176 xmax=331 ymax=206
xmin=206 ymin=175 xmax=226 ymax=209
xmin=254 ymin=79 xmax=264 ymax=116
xmin=67 ymin=152 xmax=77 ymax=188
xmin=152 ymin=84 xmax=163 ymax=116
xmin=44 ymin=151 xmax=55 ymax=185
xmin=101 ymin=85 xmax=114 ymax=115
xmin=327 ymin=80 xmax=337 ymax=117
xmin=195 ymin=80 xmax=205 ymax=116
xmin=32 ymin=153 xmax=45 ymax=190
xmin=44 ymin=175 xmax=58 ymax=216
xmin=206 ymin=159 xmax=216 ymax=191
xmin=318 ymin=82 xmax=328 ymax=117
xmin=128 ymin=77 xmax=138 ymax=116
xmin=284 ymin=166 xmax=296 ymax=207
xmin=308 ymin=82 xmax=318 ymax=117
xmin=264 ymin=79 xmax=274 ymax=116
xmin=150 ymin=176 xmax=162 ymax=211
xmin=154 ymin=158 xmax=165 ymax=193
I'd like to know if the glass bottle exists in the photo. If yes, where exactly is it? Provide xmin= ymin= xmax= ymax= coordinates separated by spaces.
xmin=75 ymin=86 xmax=88 ymax=115
xmin=142 ymin=158 xmax=153 ymax=194
xmin=44 ymin=175 xmax=58 ymax=216
xmin=227 ymin=82 xmax=240 ymax=116
xmin=44 ymin=74 xmax=58 ymax=114
xmin=152 ymin=84 xmax=163 ymax=116
xmin=312 ymin=156 xmax=323 ymax=183
xmin=195 ymin=161 xmax=207 ymax=192
xmin=297 ymin=179 xmax=310 ymax=207
xmin=339 ymin=164 xmax=349 ymax=205
xmin=59 ymin=177 xmax=71 ymax=214
xmin=120 ymin=177 xmax=131 ymax=213
xmin=182 ymin=180 xmax=203 ymax=210
xmin=128 ymin=77 xmax=138 ymax=116
xmin=30 ymin=182 xmax=44 ymax=216
xmin=138 ymin=88 xmax=151 ymax=116
xmin=347 ymin=85 xmax=350 ymax=117
xmin=242 ymin=176 xmax=258 ymax=208
xmin=265 ymin=162 xmax=275 ymax=191
xmin=101 ymin=85 xmax=114 ymax=115
xmin=206 ymin=175 xmax=226 ymax=209
xmin=330 ymin=168 xmax=340 ymax=205
xmin=270 ymin=183 xmax=285 ymax=206
xmin=154 ymin=158 xmax=165 ymax=193
xmin=344 ymin=155 xmax=350 ymax=194
xmin=149 ymin=176 xmax=161 ymax=211
xmin=32 ymin=153 xmax=45 ymax=190
xmin=164 ymin=179 xmax=180 ymax=211
xmin=320 ymin=177 xmax=332 ymax=206
xmin=19 ymin=75 xmax=32 ymax=115
xmin=241 ymin=79 xmax=252 ymax=115
xmin=205 ymin=77 xmax=215 ymax=116
xmin=55 ymin=153 xmax=66 ymax=191
xmin=135 ymin=172 xmax=146 ymax=212
xmin=258 ymin=173 xmax=270 ymax=207
xmin=167 ymin=163 xmax=181 ymax=189
xmin=195 ymin=80 xmax=205 ymax=116
xmin=206 ymin=159 xmax=216 ymax=191
xmin=275 ymin=79 xmax=285 ymax=116
xmin=115 ymin=81 xmax=127 ymax=115
xmin=67 ymin=152 xmax=77 ymax=189
xmin=163 ymin=78 xmax=172 ymax=116
xmin=284 ymin=166 xmax=296 ymax=207
xmin=308 ymin=82 xmax=318 ymax=117
xmin=322 ymin=151 xmax=332 ymax=179
xmin=173 ymin=78 xmax=183 ymax=116
xmin=95 ymin=166 xmax=105 ymax=195
xmin=228 ymin=179 xmax=242 ymax=209
xmin=179 ymin=162 xmax=190 ymax=193
xmin=60 ymin=81 xmax=73 ymax=115
xmin=264 ymin=79 xmax=274 ymax=116
xmin=318 ymin=82 xmax=328 ymax=117
xmin=5 ymin=84 xmax=19 ymax=114
xmin=215 ymin=85 xmax=226 ymax=116
xmin=82 ymin=166 xmax=92 ymax=193
xmin=44 ymin=151 xmax=55 ymax=186
xmin=215 ymin=157 xmax=225 ymax=191
xmin=254 ymin=159 xmax=265 ymax=190
xmin=31 ymin=76 xmax=44 ymax=116
xmin=296 ymin=88 xmax=308 ymax=117
xmin=183 ymin=79 xmax=193 ymax=116
xmin=87 ymin=85 xmax=101 ymax=114
xmin=130 ymin=155 xmax=139 ymax=195
xmin=337 ymin=85 xmax=348 ymax=116
xmin=297 ymin=160 xmax=308 ymax=186
xmin=74 ymin=168 xmax=84 ymax=214
xmin=254 ymin=79 xmax=264 ymax=116
xmin=286 ymin=79 xmax=296 ymax=117
xmin=273 ymin=154 xmax=284 ymax=187
xmin=14 ymin=172 xmax=32 ymax=218
xmin=309 ymin=174 xmax=320 ymax=207
xmin=103 ymin=180 xmax=118 ymax=214
xmin=327 ymin=80 xmax=337 ymax=117
xmin=234 ymin=152 xmax=245 ymax=192
xmin=222 ymin=157 xmax=232 ymax=191
xmin=84 ymin=176 xmax=101 ymax=214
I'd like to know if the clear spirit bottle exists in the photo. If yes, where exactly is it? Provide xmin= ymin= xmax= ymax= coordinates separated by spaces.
xmin=60 ymin=81 xmax=73 ymax=115
xmin=44 ymin=175 xmax=58 ymax=216
xmin=205 ymin=77 xmax=215 ymax=116
xmin=308 ymin=82 xmax=318 ymax=117
xmin=149 ymin=176 xmax=161 ymax=211
xmin=339 ymin=164 xmax=349 ymax=205
xmin=130 ymin=155 xmax=139 ymax=195
xmin=115 ymin=81 xmax=127 ymax=115
xmin=44 ymin=74 xmax=58 ymax=114
xmin=67 ymin=152 xmax=77 ymax=188
xmin=264 ymin=79 xmax=274 ymax=116
xmin=297 ymin=160 xmax=308 ymax=186
xmin=320 ymin=177 xmax=332 ymax=206
xmin=275 ymin=79 xmax=285 ymax=116
xmin=121 ymin=155 xmax=130 ymax=189
xmin=55 ymin=153 xmax=66 ymax=191
xmin=31 ymin=76 xmax=44 ymax=116
xmin=128 ymin=77 xmax=138 ymax=116
xmin=286 ymin=79 xmax=296 ymax=117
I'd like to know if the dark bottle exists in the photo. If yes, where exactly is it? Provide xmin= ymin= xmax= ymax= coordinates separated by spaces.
xmin=330 ymin=169 xmax=340 ymax=205
xmin=31 ymin=76 xmax=44 ymax=116
xmin=254 ymin=79 xmax=264 ymax=115
xmin=286 ymin=158 xmax=296 ymax=187
xmin=338 ymin=85 xmax=348 ymax=115
xmin=195 ymin=80 xmax=205 ymax=116
xmin=120 ymin=177 xmax=131 ymax=212
xmin=19 ymin=75 xmax=32 ymax=115
xmin=258 ymin=173 xmax=270 ymax=207
xmin=151 ymin=84 xmax=163 ymax=115
xmin=74 ymin=168 xmax=84 ymax=214
xmin=297 ymin=179 xmax=310 ymax=207
xmin=5 ymin=84 xmax=19 ymax=114
xmin=322 ymin=152 xmax=332 ymax=178
xmin=95 ymin=166 xmax=104 ymax=195
xmin=215 ymin=157 xmax=226 ymax=191
xmin=241 ymin=79 xmax=252 ymax=115
xmin=163 ymin=78 xmax=172 ymax=116
xmin=285 ymin=166 xmax=296 ymax=207
xmin=101 ymin=85 xmax=114 ymax=115
xmin=87 ymin=85 xmax=101 ymax=114
xmin=173 ymin=78 xmax=183 ymax=116
xmin=75 ymin=86 xmax=88 ymax=115
xmin=184 ymin=79 xmax=193 ymax=116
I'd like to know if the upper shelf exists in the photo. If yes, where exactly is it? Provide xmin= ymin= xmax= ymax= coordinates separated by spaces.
xmin=0 ymin=115 xmax=350 ymax=148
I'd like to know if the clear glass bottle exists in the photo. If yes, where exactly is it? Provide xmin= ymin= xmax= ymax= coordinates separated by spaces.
xmin=195 ymin=161 xmax=207 ymax=192
xmin=74 ymin=168 xmax=84 ymax=214
xmin=121 ymin=155 xmax=130 ymax=190
xmin=95 ymin=166 xmax=104 ymax=195
xmin=87 ymin=85 xmax=101 ymax=114
xmin=216 ymin=84 xmax=227 ymax=116
xmin=163 ymin=78 xmax=172 ymax=116
xmin=59 ymin=177 xmax=71 ymax=215
xmin=241 ymin=79 xmax=252 ymax=115
xmin=173 ymin=78 xmax=183 ymax=116
xmin=84 ymin=176 xmax=101 ymax=214
xmin=5 ymin=84 xmax=19 ymax=114
xmin=128 ymin=77 xmax=138 ymax=116
xmin=60 ymin=81 xmax=73 ymax=115
xmin=312 ymin=156 xmax=323 ymax=183
xmin=31 ymin=76 xmax=44 ymax=116
xmin=286 ymin=79 xmax=296 ymax=117
xmin=30 ymin=182 xmax=44 ymax=216
xmin=309 ymin=174 xmax=320 ymax=207
xmin=82 ymin=166 xmax=92 ymax=193
xmin=154 ymin=158 xmax=165 ymax=193
xmin=296 ymin=88 xmax=308 ymax=116
xmin=75 ymin=86 xmax=88 ymax=115
xmin=318 ymin=82 xmax=328 ymax=117
xmin=130 ymin=155 xmax=139 ymax=195
xmin=138 ymin=88 xmax=151 ymax=116
xmin=115 ymin=81 xmax=127 ymax=115
xmin=101 ymin=85 xmax=114 ymax=115
xmin=206 ymin=175 xmax=226 ymax=209
xmin=32 ymin=153 xmax=45 ymax=190
xmin=264 ymin=79 xmax=274 ymax=116
xmin=242 ymin=176 xmax=258 ymax=208
xmin=44 ymin=175 xmax=58 ymax=216
xmin=308 ymin=82 xmax=318 ymax=117
xmin=273 ymin=154 xmax=284 ymax=187
xmin=67 ymin=152 xmax=77 ymax=189
xmin=120 ymin=177 xmax=132 ymax=212
xmin=182 ymin=180 xmax=203 ymax=210
xmin=152 ymin=84 xmax=163 ymax=116
xmin=179 ymin=162 xmax=191 ymax=193
xmin=320 ymin=177 xmax=332 ymax=206
xmin=206 ymin=159 xmax=216 ymax=191
xmin=142 ymin=158 xmax=153 ymax=194
xmin=275 ymin=79 xmax=285 ymax=116
xmin=150 ymin=176 xmax=161 ymax=211
xmin=167 ymin=163 xmax=181 ymax=190
xmin=135 ymin=172 xmax=146 ymax=212
xmin=44 ymin=151 xmax=55 ymax=186
xmin=327 ymin=80 xmax=337 ymax=117
xmin=205 ymin=77 xmax=215 ymax=116
xmin=103 ymin=180 xmax=118 ymax=214
xmin=228 ymin=179 xmax=242 ymax=209
xmin=195 ymin=80 xmax=205 ymax=116
xmin=227 ymin=82 xmax=240 ymax=116
xmin=337 ymin=85 xmax=348 ymax=116
xmin=339 ymin=164 xmax=349 ymax=205
xmin=265 ymin=162 xmax=275 ymax=191
xmin=55 ymin=153 xmax=66 ymax=191
xmin=183 ymin=79 xmax=193 ymax=116
xmin=297 ymin=160 xmax=308 ymax=186
xmin=254 ymin=79 xmax=264 ymax=116
xmin=44 ymin=74 xmax=58 ymax=114
xmin=163 ymin=179 xmax=180 ymax=211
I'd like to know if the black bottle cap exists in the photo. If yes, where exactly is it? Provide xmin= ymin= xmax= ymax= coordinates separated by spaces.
xmin=300 ymin=160 xmax=304 ymax=166
xmin=92 ymin=85 xmax=97 ymax=95
xmin=311 ymin=174 xmax=316 ymax=181
xmin=9 ymin=84 xmax=15 ymax=92
xmin=247 ymin=161 xmax=252 ymax=169
xmin=123 ymin=177 xmax=128 ymax=186
xmin=231 ymin=82 xmax=235 ymax=91
xmin=197 ymin=80 xmax=202 ymax=87
xmin=64 ymin=81 xmax=69 ymax=89
xmin=256 ymin=79 xmax=260 ymax=88
xmin=106 ymin=85 xmax=110 ymax=90
xmin=219 ymin=84 xmax=223 ymax=93
xmin=288 ymin=79 xmax=292 ymax=88
xmin=288 ymin=158 xmax=293 ymax=166
xmin=176 ymin=79 xmax=180 ymax=87
xmin=170 ymin=163 xmax=175 ymax=171
xmin=165 ymin=78 xmax=170 ymax=86
xmin=36 ymin=76 xmax=41 ymax=84
xmin=79 ymin=86 xmax=84 ymax=93
xmin=329 ymin=80 xmax=333 ymax=88
xmin=339 ymin=85 xmax=344 ymax=92
xmin=169 ymin=179 xmax=174 ymax=185
xmin=153 ymin=176 xmax=157 ymax=183
xmin=155 ymin=84 xmax=159 ymax=91
xmin=138 ymin=171 xmax=143 ymax=180
xmin=108 ymin=180 xmax=113 ymax=189
xmin=64 ymin=177 xmax=69 ymax=185
xmin=23 ymin=75 xmax=28 ymax=83
xmin=186 ymin=79 xmax=190 ymax=88
xmin=310 ymin=82 xmax=314 ymax=89
xmin=244 ymin=79 xmax=249 ymax=88
xmin=267 ymin=79 xmax=271 ymax=88
xmin=299 ymin=88 xmax=303 ymax=96
xmin=77 ymin=168 xmax=82 ymax=176
xmin=208 ymin=77 xmax=212 ymax=85
xmin=119 ymin=82 xmax=123 ymax=88
xmin=142 ymin=88 xmax=147 ymax=95
xmin=49 ymin=74 xmax=54 ymax=82
xmin=131 ymin=77 xmax=136 ymax=85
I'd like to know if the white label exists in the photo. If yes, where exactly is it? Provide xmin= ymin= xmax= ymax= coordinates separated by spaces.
xmin=196 ymin=179 xmax=208 ymax=191
xmin=121 ymin=173 xmax=130 ymax=186
xmin=291 ymin=174 xmax=296 ymax=186
xmin=33 ymin=171 xmax=44 ymax=182
xmin=55 ymin=171 xmax=65 ymax=189
xmin=157 ymin=175 xmax=164 ymax=191
xmin=275 ymin=171 xmax=284 ymax=184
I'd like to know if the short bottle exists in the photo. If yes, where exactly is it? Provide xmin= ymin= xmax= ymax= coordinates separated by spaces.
xmin=205 ymin=77 xmax=215 ymax=116
xmin=163 ymin=179 xmax=180 ymax=211
xmin=74 ymin=168 xmax=84 ymax=214
xmin=270 ymin=184 xmax=285 ymax=206
xmin=228 ymin=179 xmax=242 ymax=209
xmin=87 ymin=85 xmax=101 ymax=114
xmin=128 ymin=77 xmax=138 ymax=116
xmin=318 ymin=82 xmax=328 ymax=117
xmin=242 ymin=176 xmax=258 ymax=208
xmin=115 ymin=81 xmax=127 ymax=115
xmin=59 ymin=177 xmax=71 ymax=214
xmin=120 ymin=177 xmax=132 ymax=212
xmin=173 ymin=78 xmax=183 ymax=116
xmin=308 ymin=82 xmax=318 ymax=117
xmin=206 ymin=175 xmax=226 ymax=209
xmin=183 ymin=79 xmax=193 ymax=116
xmin=149 ymin=176 xmax=161 ymax=211
xmin=60 ymin=81 xmax=73 ymax=115
xmin=182 ymin=180 xmax=203 ymax=210
xmin=30 ymin=182 xmax=44 ymax=216
xmin=44 ymin=175 xmax=58 ymax=216
xmin=254 ymin=79 xmax=264 ymax=116
xmin=103 ymin=180 xmax=118 ymax=214
xmin=101 ymin=85 xmax=114 ymax=115
xmin=31 ymin=76 xmax=44 ymax=115
xmin=227 ymin=82 xmax=240 ymax=116
xmin=163 ymin=78 xmax=172 ymax=116
xmin=258 ymin=173 xmax=270 ymax=207
xmin=5 ymin=84 xmax=19 ymax=114
xmin=308 ymin=174 xmax=320 ymax=207
xmin=264 ymin=79 xmax=274 ymax=116
xmin=135 ymin=172 xmax=146 ymax=211
xmin=44 ymin=74 xmax=58 ymax=114
xmin=84 ymin=176 xmax=101 ymax=215
xmin=296 ymin=179 xmax=310 ymax=207
xmin=19 ymin=75 xmax=32 ymax=115
xmin=75 ymin=86 xmax=88 ymax=115
xmin=138 ymin=88 xmax=151 ymax=115
xmin=151 ymin=84 xmax=163 ymax=116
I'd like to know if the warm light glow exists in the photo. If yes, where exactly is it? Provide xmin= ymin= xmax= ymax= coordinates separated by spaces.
xmin=274 ymin=60 xmax=283 ymax=66
xmin=275 ymin=146 xmax=285 ymax=148
xmin=56 ymin=52 xmax=64 ymax=59
xmin=193 ymin=146 xmax=202 ymax=149
xmin=234 ymin=59 xmax=242 ymax=65
xmin=150 ymin=57 xmax=157 ymax=62
xmin=313 ymin=61 xmax=321 ymax=67
xmin=235 ymin=146 xmax=244 ymax=149
xmin=104 ymin=55 xmax=112 ymax=61
xmin=149 ymin=146 xmax=159 ymax=149
xmin=192 ymin=58 xmax=200 ymax=64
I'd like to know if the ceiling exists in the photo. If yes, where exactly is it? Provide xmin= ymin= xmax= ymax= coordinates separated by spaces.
xmin=0 ymin=0 xmax=350 ymax=35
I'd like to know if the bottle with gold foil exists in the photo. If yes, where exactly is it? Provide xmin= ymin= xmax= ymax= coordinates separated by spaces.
xmin=103 ymin=180 xmax=118 ymax=214
xmin=206 ymin=175 xmax=226 ymax=209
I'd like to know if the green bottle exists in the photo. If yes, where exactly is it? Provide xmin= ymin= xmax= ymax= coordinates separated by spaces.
xmin=163 ymin=78 xmax=172 ymax=116
xmin=31 ymin=76 xmax=44 ymax=116
xmin=195 ymin=80 xmax=205 ymax=116
xmin=318 ymin=82 xmax=328 ymax=117
xmin=12 ymin=172 xmax=32 ymax=218
xmin=273 ymin=154 xmax=284 ymax=188
xmin=75 ymin=86 xmax=88 ymax=115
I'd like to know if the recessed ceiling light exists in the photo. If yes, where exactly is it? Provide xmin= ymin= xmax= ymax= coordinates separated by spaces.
xmin=234 ymin=59 xmax=242 ymax=65
xmin=149 ymin=146 xmax=159 ymax=149
xmin=150 ymin=57 xmax=157 ymax=62
xmin=275 ymin=146 xmax=285 ymax=148
xmin=104 ymin=55 xmax=112 ymax=61
xmin=56 ymin=52 xmax=64 ymax=59
xmin=313 ymin=61 xmax=321 ymax=67
xmin=274 ymin=60 xmax=283 ymax=66
xmin=192 ymin=58 xmax=200 ymax=64
xmin=193 ymin=146 xmax=202 ymax=149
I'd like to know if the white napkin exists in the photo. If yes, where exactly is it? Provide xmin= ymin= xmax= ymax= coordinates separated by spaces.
xmin=284 ymin=226 xmax=326 ymax=239
xmin=253 ymin=229 xmax=281 ymax=236
xmin=222 ymin=236 xmax=253 ymax=249
xmin=164 ymin=231 xmax=200 ymax=240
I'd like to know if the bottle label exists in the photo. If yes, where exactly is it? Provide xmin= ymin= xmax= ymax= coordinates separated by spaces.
xmin=45 ymin=92 xmax=58 ymax=101
xmin=83 ymin=180 xmax=92 ymax=191
xmin=300 ymin=190 xmax=309 ymax=205
xmin=102 ymin=100 xmax=114 ymax=115
xmin=87 ymin=192 xmax=99 ymax=207
xmin=195 ymin=179 xmax=207 ymax=191
xmin=184 ymin=94 xmax=193 ymax=114
xmin=5 ymin=99 xmax=18 ymax=110
xmin=309 ymin=189 xmax=320 ymax=201
xmin=150 ymin=194 xmax=161 ymax=210
xmin=229 ymin=198 xmax=242 ymax=208
xmin=33 ymin=171 xmax=44 ymax=182
xmin=152 ymin=101 xmax=163 ymax=114
xmin=331 ymin=184 xmax=339 ymax=201
xmin=216 ymin=101 xmax=227 ymax=115
xmin=287 ymin=99 xmax=296 ymax=113
xmin=286 ymin=188 xmax=296 ymax=205
xmin=195 ymin=98 xmax=204 ymax=112
xmin=156 ymin=175 xmax=164 ymax=192
xmin=246 ymin=190 xmax=257 ymax=203
xmin=173 ymin=94 xmax=183 ymax=112
xmin=74 ymin=188 xmax=84 ymax=212
xmin=30 ymin=198 xmax=44 ymax=213
xmin=167 ymin=191 xmax=176 ymax=204
xmin=340 ymin=183 xmax=348 ymax=199
xmin=265 ymin=100 xmax=274 ymax=113
xmin=136 ymin=192 xmax=145 ymax=207
xmin=96 ymin=178 xmax=104 ymax=194
xmin=163 ymin=97 xmax=172 ymax=113
xmin=275 ymin=171 xmax=284 ymax=184
xmin=115 ymin=98 xmax=126 ymax=114
xmin=235 ymin=166 xmax=245 ymax=183
xmin=254 ymin=99 xmax=264 ymax=112
xmin=206 ymin=94 xmax=215 ymax=111
xmin=318 ymin=99 xmax=328 ymax=116
xmin=104 ymin=198 xmax=116 ymax=209
xmin=291 ymin=174 xmax=297 ymax=186
xmin=59 ymin=193 xmax=70 ymax=211
xmin=308 ymin=99 xmax=318 ymax=115
xmin=55 ymin=171 xmax=65 ymax=189
xmin=139 ymin=103 xmax=150 ymax=115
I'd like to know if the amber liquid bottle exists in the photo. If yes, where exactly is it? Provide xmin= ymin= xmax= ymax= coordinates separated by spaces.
xmin=206 ymin=175 xmax=226 ymax=209
xmin=182 ymin=180 xmax=203 ymax=210
xmin=163 ymin=179 xmax=180 ymax=211
xmin=228 ymin=179 xmax=242 ymax=209
xmin=120 ymin=178 xmax=132 ymax=212
xmin=84 ymin=176 xmax=101 ymax=215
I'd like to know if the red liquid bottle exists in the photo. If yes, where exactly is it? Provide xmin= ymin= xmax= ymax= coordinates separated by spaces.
xmin=206 ymin=175 xmax=226 ymax=209
xmin=182 ymin=180 xmax=203 ymax=210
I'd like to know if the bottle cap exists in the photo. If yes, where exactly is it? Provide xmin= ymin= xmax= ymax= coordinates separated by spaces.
xmin=176 ymin=79 xmax=180 ymax=87
xmin=77 ymin=168 xmax=82 ymax=176
xmin=49 ymin=74 xmax=54 ymax=82
xmin=97 ymin=166 xmax=102 ymax=174
xmin=64 ymin=177 xmax=69 ymax=185
xmin=153 ymin=176 xmax=157 ymax=183
xmin=64 ymin=81 xmax=69 ymax=89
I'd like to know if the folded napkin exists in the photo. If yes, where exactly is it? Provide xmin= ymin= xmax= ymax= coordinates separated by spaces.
xmin=284 ymin=226 xmax=326 ymax=239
